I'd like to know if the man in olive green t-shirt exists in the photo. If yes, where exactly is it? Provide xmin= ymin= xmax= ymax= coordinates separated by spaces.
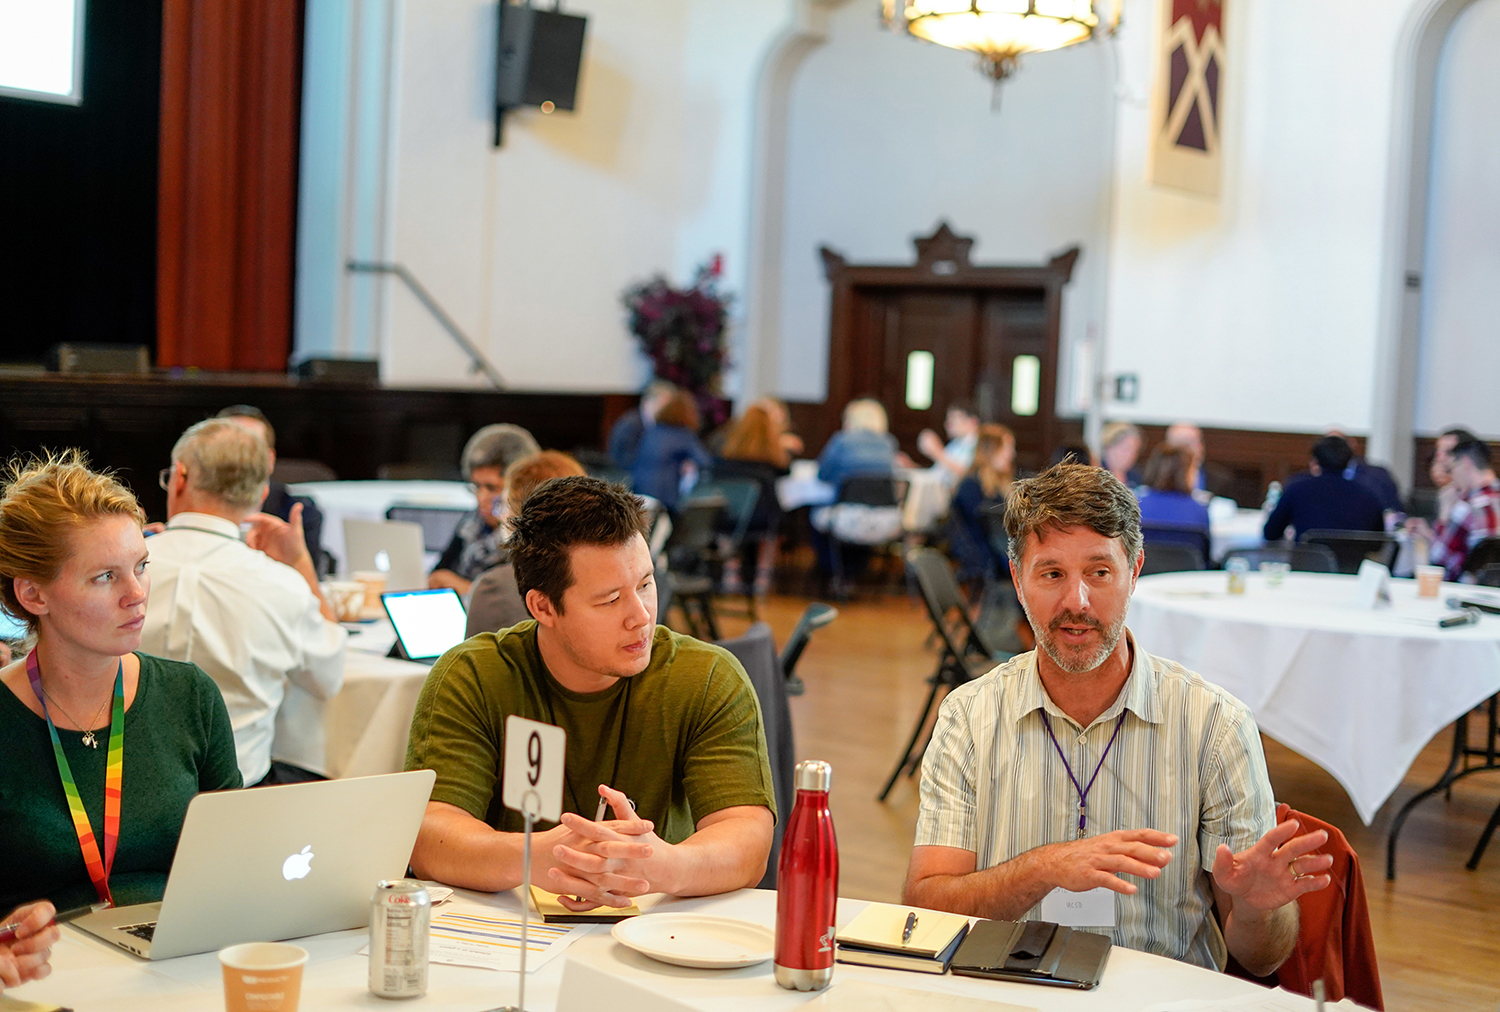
xmin=406 ymin=477 xmax=776 ymax=910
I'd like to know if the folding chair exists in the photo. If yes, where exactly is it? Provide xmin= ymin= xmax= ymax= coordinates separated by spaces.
xmin=825 ymin=474 xmax=906 ymax=600
xmin=1300 ymin=530 xmax=1396 ymax=575
xmin=661 ymin=491 xmax=727 ymax=639
xmin=714 ymin=623 xmax=795 ymax=888
xmin=879 ymin=548 xmax=1010 ymax=802
xmin=695 ymin=476 xmax=762 ymax=619
xmin=1463 ymin=537 xmax=1500 ymax=578
xmin=777 ymin=602 xmax=838 ymax=696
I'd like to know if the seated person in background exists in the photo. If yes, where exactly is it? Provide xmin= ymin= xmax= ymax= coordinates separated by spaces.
xmin=0 ymin=901 xmax=58 ymax=995
xmin=1136 ymin=445 xmax=1211 ymax=534
xmin=1263 ymin=436 xmax=1385 ymax=543
xmin=817 ymin=398 xmax=900 ymax=490
xmin=1430 ymin=427 xmax=1478 ymax=524
xmin=406 ymin=477 xmax=776 ymax=906
xmin=0 ymin=452 xmax=241 ymax=912
xmin=141 ymin=419 xmax=345 ymax=787
xmin=1408 ymin=437 xmax=1500 ymax=582
xmin=1101 ymin=422 xmax=1143 ymax=487
xmin=1165 ymin=422 xmax=1209 ymax=492
xmin=464 ymin=451 xmax=587 ymax=638
xmin=608 ymin=379 xmax=676 ymax=471
xmin=631 ymin=391 xmax=712 ymax=511
xmin=917 ymin=401 xmax=980 ymax=486
xmin=215 ymin=405 xmax=325 ymax=567
xmin=947 ymin=424 xmax=1015 ymax=586
xmin=903 ymin=463 xmax=1331 ymax=974
xmin=430 ymin=423 xmax=540 ymax=596
xmin=715 ymin=400 xmax=794 ymax=596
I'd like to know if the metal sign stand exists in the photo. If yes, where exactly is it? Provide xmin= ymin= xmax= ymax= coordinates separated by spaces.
xmin=497 ymin=791 xmax=539 ymax=1012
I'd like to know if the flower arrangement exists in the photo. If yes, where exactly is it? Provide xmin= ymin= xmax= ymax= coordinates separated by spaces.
xmin=622 ymin=257 xmax=732 ymax=426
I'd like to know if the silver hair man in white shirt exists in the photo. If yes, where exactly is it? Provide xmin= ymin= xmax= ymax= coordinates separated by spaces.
xmin=903 ymin=463 xmax=1332 ymax=976
xmin=140 ymin=419 xmax=346 ymax=786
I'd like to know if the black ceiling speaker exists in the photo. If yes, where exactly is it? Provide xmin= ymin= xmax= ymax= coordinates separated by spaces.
xmin=494 ymin=2 xmax=587 ymax=146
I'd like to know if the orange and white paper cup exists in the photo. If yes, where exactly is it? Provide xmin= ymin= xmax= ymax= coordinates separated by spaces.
xmin=219 ymin=942 xmax=308 ymax=1012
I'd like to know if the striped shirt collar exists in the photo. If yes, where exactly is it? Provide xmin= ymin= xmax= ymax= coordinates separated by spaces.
xmin=1006 ymin=629 xmax=1162 ymax=730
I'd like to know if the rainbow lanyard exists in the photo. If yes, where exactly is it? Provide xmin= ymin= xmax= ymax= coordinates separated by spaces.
xmin=26 ymin=649 xmax=124 ymax=908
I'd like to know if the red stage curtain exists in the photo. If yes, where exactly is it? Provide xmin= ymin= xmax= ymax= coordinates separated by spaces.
xmin=157 ymin=0 xmax=302 ymax=370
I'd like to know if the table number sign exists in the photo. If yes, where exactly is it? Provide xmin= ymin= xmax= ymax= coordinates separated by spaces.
xmin=503 ymin=716 xmax=565 ymax=823
xmin=1353 ymin=560 xmax=1392 ymax=611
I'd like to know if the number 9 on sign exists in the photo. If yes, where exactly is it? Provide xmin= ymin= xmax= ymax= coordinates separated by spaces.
xmin=502 ymin=716 xmax=565 ymax=823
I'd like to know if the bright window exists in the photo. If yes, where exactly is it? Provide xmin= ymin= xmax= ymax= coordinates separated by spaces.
xmin=1011 ymin=355 xmax=1040 ymax=416
xmin=0 ymin=0 xmax=86 ymax=105
xmin=905 ymin=350 xmax=935 ymax=411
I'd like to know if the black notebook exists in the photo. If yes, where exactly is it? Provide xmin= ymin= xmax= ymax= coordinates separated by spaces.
xmin=949 ymin=919 xmax=1111 ymax=990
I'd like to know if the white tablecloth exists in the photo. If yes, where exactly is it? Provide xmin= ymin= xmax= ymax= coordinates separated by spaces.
xmin=1127 ymin=571 xmax=1500 ymax=823
xmin=316 ymin=621 xmax=430 ymax=779
xmin=774 ymin=463 xmax=950 ymax=533
xmin=16 ymin=887 xmax=1344 ymax=1012
xmin=289 ymin=480 xmax=477 ymax=576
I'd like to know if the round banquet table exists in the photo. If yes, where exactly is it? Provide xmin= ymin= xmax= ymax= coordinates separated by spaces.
xmin=1127 ymin=570 xmax=1500 ymax=824
xmin=288 ymin=479 xmax=477 ymax=576
xmin=14 ymin=887 xmax=1346 ymax=1012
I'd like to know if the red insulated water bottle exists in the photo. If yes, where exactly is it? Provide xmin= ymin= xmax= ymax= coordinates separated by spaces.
xmin=774 ymin=759 xmax=839 ymax=991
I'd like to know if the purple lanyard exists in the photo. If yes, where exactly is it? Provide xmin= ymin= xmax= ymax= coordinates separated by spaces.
xmin=1040 ymin=710 xmax=1127 ymax=839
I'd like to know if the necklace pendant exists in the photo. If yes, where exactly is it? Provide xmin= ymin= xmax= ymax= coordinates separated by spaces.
xmin=82 ymin=730 xmax=98 ymax=749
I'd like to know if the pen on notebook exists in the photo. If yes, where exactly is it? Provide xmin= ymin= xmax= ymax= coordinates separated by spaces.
xmin=573 ymin=794 xmax=610 ymax=903
xmin=901 ymin=911 xmax=918 ymax=944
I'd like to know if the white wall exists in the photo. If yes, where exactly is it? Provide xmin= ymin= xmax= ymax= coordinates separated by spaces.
xmin=1414 ymin=0 xmax=1500 ymax=437
xmin=771 ymin=4 xmax=1116 ymax=407
xmin=1102 ymin=0 xmax=1421 ymax=434
xmin=296 ymin=0 xmax=793 ymax=391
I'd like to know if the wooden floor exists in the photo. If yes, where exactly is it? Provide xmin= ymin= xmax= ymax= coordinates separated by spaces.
xmin=713 ymin=593 xmax=1500 ymax=1011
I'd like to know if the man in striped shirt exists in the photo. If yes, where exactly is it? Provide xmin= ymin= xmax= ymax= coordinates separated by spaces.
xmin=903 ymin=464 xmax=1332 ymax=975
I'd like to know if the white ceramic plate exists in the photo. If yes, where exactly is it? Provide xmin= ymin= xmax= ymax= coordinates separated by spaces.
xmin=611 ymin=914 xmax=775 ymax=969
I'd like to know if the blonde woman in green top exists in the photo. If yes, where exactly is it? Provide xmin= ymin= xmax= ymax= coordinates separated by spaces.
xmin=407 ymin=476 xmax=776 ymax=912
xmin=0 ymin=452 xmax=241 ymax=913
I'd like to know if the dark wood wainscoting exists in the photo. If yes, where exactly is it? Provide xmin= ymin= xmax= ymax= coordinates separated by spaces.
xmin=0 ymin=374 xmax=618 ymax=521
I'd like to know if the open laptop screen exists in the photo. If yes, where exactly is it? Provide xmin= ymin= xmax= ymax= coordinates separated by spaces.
xmin=382 ymin=588 xmax=468 ymax=661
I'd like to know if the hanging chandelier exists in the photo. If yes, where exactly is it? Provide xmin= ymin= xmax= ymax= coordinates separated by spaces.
xmin=883 ymin=1 xmax=1120 ymax=82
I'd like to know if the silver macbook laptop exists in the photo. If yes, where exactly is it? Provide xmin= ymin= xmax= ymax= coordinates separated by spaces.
xmin=73 ymin=769 xmax=435 ymax=960
xmin=382 ymin=588 xmax=468 ymax=664
xmin=343 ymin=518 xmax=427 ymax=591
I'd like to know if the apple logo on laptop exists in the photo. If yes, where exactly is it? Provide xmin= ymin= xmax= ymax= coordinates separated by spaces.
xmin=374 ymin=550 xmax=391 ymax=573
xmin=282 ymin=845 xmax=315 ymax=882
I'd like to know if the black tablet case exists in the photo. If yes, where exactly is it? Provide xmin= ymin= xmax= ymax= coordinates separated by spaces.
xmin=950 ymin=919 xmax=1111 ymax=989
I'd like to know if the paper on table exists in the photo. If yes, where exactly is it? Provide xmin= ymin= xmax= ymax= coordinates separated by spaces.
xmin=1138 ymin=990 xmax=1366 ymax=1012
xmin=359 ymin=903 xmax=590 ymax=973
xmin=804 ymin=979 xmax=1035 ymax=1012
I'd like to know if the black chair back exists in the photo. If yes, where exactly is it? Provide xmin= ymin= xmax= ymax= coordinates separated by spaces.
xmin=1404 ymin=487 xmax=1441 ymax=523
xmin=1464 ymin=537 xmax=1500 ymax=576
xmin=696 ymin=477 xmax=761 ymax=550
xmin=1299 ymin=529 xmax=1396 ymax=575
xmin=1141 ymin=521 xmax=1212 ymax=565
xmin=1477 ymin=564 xmax=1500 ymax=589
xmin=778 ymin=602 xmax=838 ymax=683
xmin=1140 ymin=543 xmax=1206 ymax=575
xmin=1223 ymin=544 xmax=1338 ymax=574
xmin=713 ymin=623 xmax=794 ymax=889
xmin=839 ymin=474 xmax=900 ymax=507
xmin=663 ymin=492 xmax=727 ymax=560
xmin=386 ymin=504 xmax=470 ymax=554
xmin=906 ymin=548 xmax=1001 ymax=666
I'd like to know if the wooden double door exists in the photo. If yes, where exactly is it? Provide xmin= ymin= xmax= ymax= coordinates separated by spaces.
xmin=818 ymin=226 xmax=1076 ymax=473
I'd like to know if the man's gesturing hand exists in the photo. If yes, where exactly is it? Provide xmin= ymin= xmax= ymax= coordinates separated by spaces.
xmin=1041 ymin=829 xmax=1177 ymax=894
xmin=1212 ymin=818 xmax=1332 ymax=912
xmin=544 ymin=786 xmax=662 ymax=910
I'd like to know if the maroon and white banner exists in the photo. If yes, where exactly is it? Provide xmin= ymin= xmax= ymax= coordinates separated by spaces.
xmin=1149 ymin=0 xmax=1225 ymax=196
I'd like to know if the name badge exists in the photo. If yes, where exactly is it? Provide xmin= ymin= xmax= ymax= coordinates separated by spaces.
xmin=1039 ymin=887 xmax=1116 ymax=927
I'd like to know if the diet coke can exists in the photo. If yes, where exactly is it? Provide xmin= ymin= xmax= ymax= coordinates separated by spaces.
xmin=368 ymin=879 xmax=430 ymax=999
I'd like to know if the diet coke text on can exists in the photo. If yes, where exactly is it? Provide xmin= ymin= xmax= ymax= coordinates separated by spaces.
xmin=368 ymin=879 xmax=430 ymax=999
